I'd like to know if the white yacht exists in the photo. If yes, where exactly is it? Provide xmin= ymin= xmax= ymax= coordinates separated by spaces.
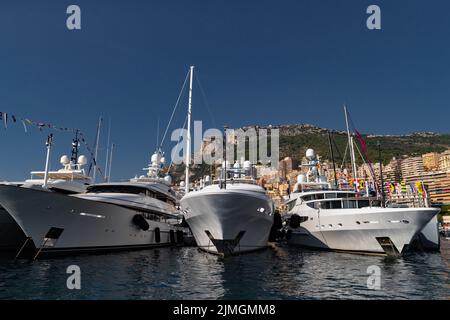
xmin=181 ymin=161 xmax=274 ymax=256
xmin=0 ymin=138 xmax=92 ymax=251
xmin=0 ymin=151 xmax=183 ymax=256
xmin=284 ymin=150 xmax=440 ymax=255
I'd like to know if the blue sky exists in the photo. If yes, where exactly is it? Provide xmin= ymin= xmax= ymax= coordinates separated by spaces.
xmin=0 ymin=0 xmax=449 ymax=181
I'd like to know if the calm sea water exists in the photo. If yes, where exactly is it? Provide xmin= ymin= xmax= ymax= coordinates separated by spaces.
xmin=0 ymin=241 xmax=449 ymax=300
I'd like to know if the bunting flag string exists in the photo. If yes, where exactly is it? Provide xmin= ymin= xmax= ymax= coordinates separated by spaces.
xmin=0 ymin=110 xmax=104 ymax=178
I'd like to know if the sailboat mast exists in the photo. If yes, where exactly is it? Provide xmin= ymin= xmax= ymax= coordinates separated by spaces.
xmin=344 ymin=105 xmax=358 ymax=180
xmin=185 ymin=66 xmax=194 ymax=194
xmin=104 ymin=119 xmax=111 ymax=181
xmin=108 ymin=143 xmax=114 ymax=182
xmin=93 ymin=116 xmax=102 ymax=183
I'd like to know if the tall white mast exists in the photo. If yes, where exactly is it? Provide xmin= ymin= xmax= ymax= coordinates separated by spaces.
xmin=93 ymin=116 xmax=102 ymax=182
xmin=344 ymin=105 xmax=358 ymax=180
xmin=42 ymin=134 xmax=53 ymax=188
xmin=185 ymin=66 xmax=194 ymax=194
xmin=108 ymin=143 xmax=114 ymax=182
xmin=104 ymin=118 xmax=111 ymax=181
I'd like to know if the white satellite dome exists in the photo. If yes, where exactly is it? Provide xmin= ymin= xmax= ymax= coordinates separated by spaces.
xmin=297 ymin=174 xmax=306 ymax=183
xmin=77 ymin=155 xmax=87 ymax=166
xmin=180 ymin=181 xmax=186 ymax=187
xmin=306 ymin=148 xmax=316 ymax=160
xmin=60 ymin=155 xmax=70 ymax=165
xmin=151 ymin=153 xmax=159 ymax=164
xmin=243 ymin=161 xmax=252 ymax=169
xmin=160 ymin=157 xmax=166 ymax=164
xmin=233 ymin=161 xmax=241 ymax=169
xmin=164 ymin=175 xmax=172 ymax=184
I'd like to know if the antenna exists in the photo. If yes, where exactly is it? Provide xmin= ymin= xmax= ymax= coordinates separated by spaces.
xmin=71 ymin=130 xmax=80 ymax=163
xmin=185 ymin=66 xmax=194 ymax=195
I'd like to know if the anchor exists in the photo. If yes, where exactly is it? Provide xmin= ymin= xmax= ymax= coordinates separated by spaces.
xmin=204 ymin=230 xmax=246 ymax=257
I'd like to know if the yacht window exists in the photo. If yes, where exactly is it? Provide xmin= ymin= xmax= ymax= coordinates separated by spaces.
xmin=287 ymin=200 xmax=297 ymax=211
xmin=325 ymin=193 xmax=337 ymax=199
xmin=357 ymin=200 xmax=370 ymax=208
xmin=314 ymin=194 xmax=325 ymax=200
xmin=87 ymin=185 xmax=148 ymax=195
xmin=331 ymin=200 xmax=342 ymax=209
xmin=338 ymin=193 xmax=350 ymax=198
xmin=343 ymin=200 xmax=357 ymax=209
xmin=302 ymin=195 xmax=313 ymax=202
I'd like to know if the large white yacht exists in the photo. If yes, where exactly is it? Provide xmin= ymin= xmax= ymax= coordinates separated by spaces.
xmin=0 ymin=151 xmax=183 ymax=256
xmin=0 ymin=138 xmax=92 ymax=251
xmin=181 ymin=161 xmax=274 ymax=256
xmin=284 ymin=149 xmax=440 ymax=255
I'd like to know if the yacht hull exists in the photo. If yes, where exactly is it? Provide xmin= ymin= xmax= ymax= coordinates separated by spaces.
xmin=181 ymin=189 xmax=273 ymax=255
xmin=414 ymin=215 xmax=440 ymax=251
xmin=287 ymin=208 xmax=439 ymax=255
xmin=0 ymin=185 xmax=179 ymax=254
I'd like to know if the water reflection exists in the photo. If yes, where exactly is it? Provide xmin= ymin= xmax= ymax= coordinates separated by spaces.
xmin=0 ymin=242 xmax=449 ymax=300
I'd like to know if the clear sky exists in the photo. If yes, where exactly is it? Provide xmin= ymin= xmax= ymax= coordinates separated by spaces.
xmin=0 ymin=0 xmax=449 ymax=181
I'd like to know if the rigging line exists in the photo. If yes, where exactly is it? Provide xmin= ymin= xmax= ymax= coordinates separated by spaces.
xmin=159 ymin=70 xmax=190 ymax=150
xmin=194 ymin=70 xmax=217 ymax=128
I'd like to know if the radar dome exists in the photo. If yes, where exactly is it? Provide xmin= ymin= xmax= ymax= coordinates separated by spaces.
xmin=151 ymin=153 xmax=159 ymax=164
xmin=164 ymin=175 xmax=172 ymax=184
xmin=160 ymin=157 xmax=166 ymax=164
xmin=233 ymin=161 xmax=241 ymax=169
xmin=60 ymin=155 xmax=70 ymax=165
xmin=306 ymin=149 xmax=316 ymax=160
xmin=180 ymin=181 xmax=186 ymax=187
xmin=77 ymin=155 xmax=87 ymax=166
